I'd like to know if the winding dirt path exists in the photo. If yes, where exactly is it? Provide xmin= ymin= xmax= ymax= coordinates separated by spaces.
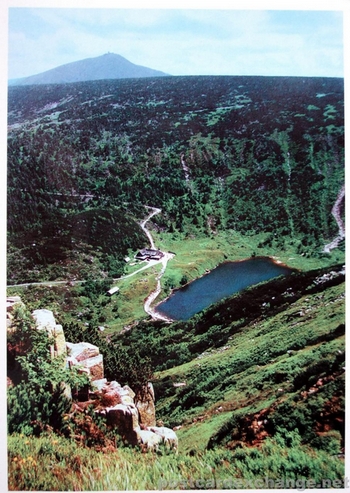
xmin=324 ymin=184 xmax=345 ymax=253
xmin=143 ymin=252 xmax=174 ymax=322
xmin=9 ymin=205 xmax=174 ymax=324
xmin=138 ymin=206 xmax=174 ymax=321
xmin=113 ymin=205 xmax=174 ymax=322
xmin=140 ymin=206 xmax=161 ymax=250
xmin=8 ymin=206 xmax=172 ymax=312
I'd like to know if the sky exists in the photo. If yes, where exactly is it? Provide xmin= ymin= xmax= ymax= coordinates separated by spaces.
xmin=7 ymin=6 xmax=345 ymax=79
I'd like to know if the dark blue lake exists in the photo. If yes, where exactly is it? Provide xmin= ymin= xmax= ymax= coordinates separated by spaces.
xmin=155 ymin=257 xmax=294 ymax=321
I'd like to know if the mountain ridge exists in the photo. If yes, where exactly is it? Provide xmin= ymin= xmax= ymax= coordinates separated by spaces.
xmin=8 ymin=52 xmax=170 ymax=86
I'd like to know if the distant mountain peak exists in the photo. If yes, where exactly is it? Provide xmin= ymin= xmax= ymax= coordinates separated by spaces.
xmin=9 ymin=53 xmax=170 ymax=86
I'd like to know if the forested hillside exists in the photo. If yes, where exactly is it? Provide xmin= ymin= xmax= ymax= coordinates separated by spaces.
xmin=8 ymin=75 xmax=344 ymax=283
xmin=7 ymin=74 xmax=345 ymax=488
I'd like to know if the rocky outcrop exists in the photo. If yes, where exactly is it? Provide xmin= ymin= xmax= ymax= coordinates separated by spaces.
xmin=92 ymin=380 xmax=177 ymax=450
xmin=146 ymin=426 xmax=178 ymax=450
xmin=135 ymin=382 xmax=156 ymax=427
xmin=32 ymin=309 xmax=67 ymax=358
xmin=7 ymin=296 xmax=24 ymax=330
xmin=8 ymin=302 xmax=177 ymax=452
xmin=31 ymin=308 xmax=72 ymax=398
xmin=104 ymin=404 xmax=140 ymax=445
xmin=98 ymin=380 xmax=135 ymax=406
xmin=7 ymin=296 xmax=22 ymax=313
xmin=92 ymin=379 xmax=141 ymax=446
xmin=137 ymin=429 xmax=163 ymax=449
xmin=66 ymin=341 xmax=104 ymax=382
xmin=31 ymin=309 xmax=104 ymax=383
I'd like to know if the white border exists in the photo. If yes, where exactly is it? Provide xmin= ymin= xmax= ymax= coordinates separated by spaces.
xmin=1 ymin=2 xmax=349 ymax=493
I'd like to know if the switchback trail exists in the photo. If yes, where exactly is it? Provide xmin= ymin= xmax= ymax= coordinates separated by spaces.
xmin=113 ymin=205 xmax=174 ymax=322
xmin=143 ymin=252 xmax=174 ymax=322
xmin=8 ymin=206 xmax=168 ymax=294
xmin=9 ymin=205 xmax=174 ymax=323
xmin=324 ymin=184 xmax=345 ymax=253
xmin=140 ymin=206 xmax=161 ymax=250
xmin=138 ymin=206 xmax=174 ymax=322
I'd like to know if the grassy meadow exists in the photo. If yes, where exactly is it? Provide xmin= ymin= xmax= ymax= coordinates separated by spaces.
xmin=8 ymin=428 xmax=345 ymax=491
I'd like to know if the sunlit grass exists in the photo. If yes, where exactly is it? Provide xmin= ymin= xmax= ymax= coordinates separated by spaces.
xmin=8 ymin=428 xmax=344 ymax=490
xmin=154 ymin=281 xmax=345 ymax=446
xmin=154 ymin=228 xmax=344 ymax=285
xmin=105 ymin=264 xmax=161 ymax=333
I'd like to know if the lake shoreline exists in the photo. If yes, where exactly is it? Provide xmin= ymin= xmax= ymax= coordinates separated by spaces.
xmin=154 ymin=255 xmax=297 ymax=321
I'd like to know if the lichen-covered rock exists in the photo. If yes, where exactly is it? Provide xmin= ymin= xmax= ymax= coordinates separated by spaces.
xmin=137 ymin=429 xmax=163 ymax=450
xmin=123 ymin=385 xmax=135 ymax=400
xmin=7 ymin=298 xmax=26 ymax=332
xmin=91 ymin=380 xmax=176 ymax=449
xmin=120 ymin=395 xmax=134 ymax=405
xmin=147 ymin=426 xmax=178 ymax=450
xmin=135 ymin=382 xmax=156 ymax=427
xmin=6 ymin=296 xmax=22 ymax=312
xmin=8 ymin=301 xmax=177 ymax=453
xmin=117 ymin=387 xmax=135 ymax=405
xmin=91 ymin=378 xmax=108 ymax=391
xmin=32 ymin=309 xmax=56 ymax=330
xmin=66 ymin=341 xmax=100 ymax=361
xmin=100 ymin=385 xmax=122 ymax=407
xmin=32 ymin=309 xmax=66 ymax=358
xmin=31 ymin=308 xmax=71 ymax=397
xmin=53 ymin=325 xmax=66 ymax=357
xmin=105 ymin=403 xmax=140 ymax=445
xmin=80 ymin=354 xmax=104 ymax=381
xmin=66 ymin=342 xmax=104 ymax=381
xmin=92 ymin=380 xmax=135 ymax=407
xmin=67 ymin=342 xmax=100 ymax=362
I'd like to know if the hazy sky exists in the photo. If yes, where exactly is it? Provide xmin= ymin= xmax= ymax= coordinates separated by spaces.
xmin=8 ymin=7 xmax=344 ymax=79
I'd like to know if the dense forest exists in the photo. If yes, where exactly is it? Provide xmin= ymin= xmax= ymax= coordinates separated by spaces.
xmin=8 ymin=75 xmax=344 ymax=283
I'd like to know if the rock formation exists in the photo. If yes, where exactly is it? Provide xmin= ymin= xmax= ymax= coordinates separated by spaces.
xmin=32 ymin=309 xmax=66 ymax=359
xmin=6 ymin=296 xmax=24 ymax=330
xmin=66 ymin=341 xmax=104 ymax=382
xmin=7 ymin=301 xmax=178 ymax=451
xmin=135 ymin=382 xmax=156 ymax=427
xmin=91 ymin=379 xmax=178 ymax=450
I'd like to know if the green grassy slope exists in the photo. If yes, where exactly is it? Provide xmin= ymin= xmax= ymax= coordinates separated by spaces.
xmin=154 ymin=271 xmax=345 ymax=454
xmin=7 ymin=270 xmax=345 ymax=490
xmin=8 ymin=430 xmax=345 ymax=491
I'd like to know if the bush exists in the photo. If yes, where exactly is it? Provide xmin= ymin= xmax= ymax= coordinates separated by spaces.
xmin=102 ymin=344 xmax=154 ymax=399
xmin=7 ymin=305 xmax=89 ymax=436
xmin=268 ymin=400 xmax=315 ymax=442
xmin=310 ymin=430 xmax=342 ymax=455
xmin=8 ymin=382 xmax=71 ymax=436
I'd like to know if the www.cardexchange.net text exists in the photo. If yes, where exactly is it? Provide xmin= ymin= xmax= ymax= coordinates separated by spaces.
xmin=158 ymin=477 xmax=348 ymax=490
